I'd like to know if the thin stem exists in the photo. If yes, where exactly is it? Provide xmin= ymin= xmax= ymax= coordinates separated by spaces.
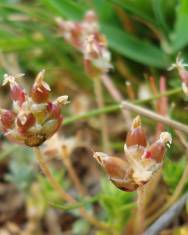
xmin=63 ymin=87 xmax=181 ymax=126
xmin=101 ymin=74 xmax=132 ymax=127
xmin=125 ymin=81 xmax=135 ymax=101
xmin=135 ymin=187 xmax=146 ymax=234
xmin=121 ymin=100 xmax=188 ymax=134
xmin=93 ymin=77 xmax=110 ymax=152
xmin=61 ymin=146 xmax=86 ymax=196
xmin=34 ymin=147 xmax=74 ymax=203
xmin=33 ymin=147 xmax=111 ymax=231
xmin=176 ymin=131 xmax=188 ymax=149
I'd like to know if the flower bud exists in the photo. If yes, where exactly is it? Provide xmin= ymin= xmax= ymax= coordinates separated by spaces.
xmin=0 ymin=109 xmax=15 ymax=129
xmin=11 ymin=85 xmax=26 ymax=106
xmin=94 ymin=152 xmax=129 ymax=179
xmin=93 ymin=152 xmax=137 ymax=191
xmin=17 ymin=113 xmax=36 ymax=133
xmin=84 ymin=10 xmax=97 ymax=23
xmin=2 ymin=74 xmax=25 ymax=106
xmin=31 ymin=70 xmax=50 ymax=103
xmin=126 ymin=116 xmax=147 ymax=147
xmin=42 ymin=119 xmax=61 ymax=138
xmin=147 ymin=132 xmax=172 ymax=162
xmin=178 ymin=68 xmax=188 ymax=84
xmin=47 ymin=102 xmax=61 ymax=119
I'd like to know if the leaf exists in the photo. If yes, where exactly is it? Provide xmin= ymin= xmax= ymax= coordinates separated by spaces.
xmin=39 ymin=0 xmax=85 ymax=20
xmin=111 ymin=0 xmax=156 ymax=25
xmin=101 ymin=24 xmax=170 ymax=68
xmin=152 ymin=0 xmax=170 ymax=34
xmin=163 ymin=158 xmax=185 ymax=191
xmin=0 ymin=37 xmax=45 ymax=52
xmin=92 ymin=0 xmax=115 ymax=22
xmin=171 ymin=0 xmax=188 ymax=51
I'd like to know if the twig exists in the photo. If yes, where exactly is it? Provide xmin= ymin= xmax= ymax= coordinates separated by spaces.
xmin=94 ymin=77 xmax=110 ymax=152
xmin=33 ymin=147 xmax=111 ymax=231
xmin=61 ymin=145 xmax=86 ymax=195
xmin=121 ymin=101 xmax=188 ymax=134
xmin=63 ymin=87 xmax=181 ymax=126
xmin=144 ymin=193 xmax=188 ymax=235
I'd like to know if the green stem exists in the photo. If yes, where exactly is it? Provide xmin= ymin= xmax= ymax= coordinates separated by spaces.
xmin=63 ymin=87 xmax=181 ymax=126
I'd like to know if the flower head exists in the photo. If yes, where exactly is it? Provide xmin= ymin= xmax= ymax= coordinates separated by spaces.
xmin=168 ymin=53 xmax=188 ymax=96
xmin=0 ymin=71 xmax=68 ymax=147
xmin=93 ymin=116 xmax=172 ymax=192
xmin=56 ymin=10 xmax=112 ymax=76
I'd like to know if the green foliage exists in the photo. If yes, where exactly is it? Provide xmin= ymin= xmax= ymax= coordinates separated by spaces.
xmin=101 ymin=24 xmax=170 ymax=68
xmin=163 ymin=158 xmax=186 ymax=192
xmin=5 ymin=148 xmax=36 ymax=190
xmin=172 ymin=0 xmax=188 ymax=51
xmin=99 ymin=179 xmax=135 ymax=231
xmin=73 ymin=219 xmax=90 ymax=235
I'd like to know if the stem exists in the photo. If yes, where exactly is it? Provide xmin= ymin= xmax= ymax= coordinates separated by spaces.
xmin=135 ymin=187 xmax=145 ymax=235
xmin=61 ymin=146 xmax=86 ymax=196
xmin=176 ymin=131 xmax=188 ymax=149
xmin=121 ymin=101 xmax=188 ymax=134
xmin=34 ymin=147 xmax=74 ymax=203
xmin=93 ymin=77 xmax=110 ymax=152
xmin=125 ymin=81 xmax=135 ymax=101
xmin=33 ymin=147 xmax=111 ymax=231
xmin=63 ymin=87 xmax=181 ymax=126
xmin=101 ymin=74 xmax=132 ymax=127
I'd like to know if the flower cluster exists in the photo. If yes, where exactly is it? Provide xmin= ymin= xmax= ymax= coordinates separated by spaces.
xmin=168 ymin=54 xmax=188 ymax=96
xmin=0 ymin=71 xmax=68 ymax=147
xmin=93 ymin=116 xmax=172 ymax=192
xmin=56 ymin=10 xmax=112 ymax=76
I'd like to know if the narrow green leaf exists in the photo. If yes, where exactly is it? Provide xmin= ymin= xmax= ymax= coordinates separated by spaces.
xmin=172 ymin=0 xmax=188 ymax=51
xmin=152 ymin=0 xmax=170 ymax=34
xmin=39 ymin=0 xmax=85 ymax=20
xmin=0 ymin=37 xmax=46 ymax=52
xmin=111 ymin=0 xmax=156 ymax=25
xmin=101 ymin=24 xmax=170 ymax=68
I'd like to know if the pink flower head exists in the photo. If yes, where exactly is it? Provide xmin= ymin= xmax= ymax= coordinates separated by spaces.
xmin=94 ymin=116 xmax=172 ymax=192
xmin=56 ymin=10 xmax=112 ymax=76
xmin=0 ymin=71 xmax=68 ymax=147
xmin=168 ymin=53 xmax=188 ymax=96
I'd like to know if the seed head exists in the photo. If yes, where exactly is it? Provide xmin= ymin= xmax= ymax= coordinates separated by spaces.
xmin=0 ymin=71 xmax=68 ymax=147
xmin=56 ymin=10 xmax=112 ymax=76
xmin=93 ymin=117 xmax=172 ymax=191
